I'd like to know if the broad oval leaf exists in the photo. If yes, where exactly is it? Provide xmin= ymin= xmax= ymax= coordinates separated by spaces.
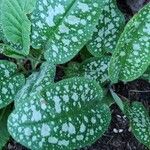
xmin=80 ymin=56 xmax=110 ymax=84
xmin=109 ymin=3 xmax=150 ymax=83
xmin=15 ymin=62 xmax=56 ymax=108
xmin=1 ymin=0 xmax=35 ymax=55
xmin=8 ymin=77 xmax=111 ymax=150
xmin=31 ymin=0 xmax=106 ymax=64
xmin=0 ymin=60 xmax=25 ymax=109
xmin=87 ymin=0 xmax=125 ymax=56
xmin=129 ymin=102 xmax=150 ymax=148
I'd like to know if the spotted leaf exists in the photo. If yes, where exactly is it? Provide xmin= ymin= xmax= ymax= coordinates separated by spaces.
xmin=1 ymin=0 xmax=34 ymax=55
xmin=15 ymin=62 xmax=56 ymax=108
xmin=128 ymin=102 xmax=150 ymax=148
xmin=79 ymin=56 xmax=111 ymax=84
xmin=0 ymin=60 xmax=25 ymax=109
xmin=87 ymin=0 xmax=125 ymax=56
xmin=109 ymin=3 xmax=150 ymax=83
xmin=31 ymin=0 xmax=106 ymax=64
xmin=8 ymin=77 xmax=111 ymax=150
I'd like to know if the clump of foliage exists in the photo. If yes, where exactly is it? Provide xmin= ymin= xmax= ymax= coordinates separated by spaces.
xmin=0 ymin=0 xmax=149 ymax=150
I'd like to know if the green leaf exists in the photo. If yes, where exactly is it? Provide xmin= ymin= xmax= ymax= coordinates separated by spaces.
xmin=0 ymin=0 xmax=3 ymax=41
xmin=109 ymin=3 xmax=150 ymax=83
xmin=128 ymin=102 xmax=150 ymax=148
xmin=0 ymin=60 xmax=25 ymax=109
xmin=15 ymin=62 xmax=56 ymax=108
xmin=0 ymin=44 xmax=26 ymax=59
xmin=19 ymin=0 xmax=37 ymax=14
xmin=8 ymin=77 xmax=111 ymax=150
xmin=64 ymin=62 xmax=80 ymax=79
xmin=31 ymin=0 xmax=106 ymax=64
xmin=0 ymin=105 xmax=12 ymax=149
xmin=1 ymin=0 xmax=34 ymax=55
xmin=79 ymin=56 xmax=110 ymax=84
xmin=110 ymin=89 xmax=124 ymax=112
xmin=141 ymin=66 xmax=150 ymax=82
xmin=101 ymin=93 xmax=114 ymax=107
xmin=87 ymin=0 xmax=125 ymax=56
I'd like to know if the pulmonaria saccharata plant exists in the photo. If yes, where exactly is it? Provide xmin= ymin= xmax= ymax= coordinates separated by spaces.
xmin=0 ymin=0 xmax=150 ymax=150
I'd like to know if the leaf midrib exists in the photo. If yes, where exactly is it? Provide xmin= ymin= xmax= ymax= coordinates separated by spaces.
xmin=44 ymin=0 xmax=77 ymax=49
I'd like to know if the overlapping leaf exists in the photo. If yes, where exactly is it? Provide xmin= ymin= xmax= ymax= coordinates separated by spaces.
xmin=15 ymin=62 xmax=56 ymax=109
xmin=8 ymin=77 xmax=111 ymax=150
xmin=1 ymin=0 xmax=35 ymax=55
xmin=109 ymin=3 xmax=150 ymax=83
xmin=79 ymin=56 xmax=110 ymax=84
xmin=0 ymin=60 xmax=25 ymax=109
xmin=0 ymin=105 xmax=12 ymax=149
xmin=31 ymin=0 xmax=106 ymax=64
xmin=128 ymin=102 xmax=150 ymax=148
xmin=87 ymin=0 xmax=125 ymax=56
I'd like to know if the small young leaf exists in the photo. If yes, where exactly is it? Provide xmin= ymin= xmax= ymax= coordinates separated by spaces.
xmin=110 ymin=89 xmax=124 ymax=112
xmin=0 ymin=60 xmax=25 ymax=109
xmin=1 ymin=0 xmax=33 ymax=55
xmin=79 ymin=56 xmax=110 ymax=84
xmin=128 ymin=102 xmax=150 ymax=148
xmin=15 ymin=62 xmax=56 ymax=108
xmin=0 ymin=105 xmax=12 ymax=149
xmin=109 ymin=3 xmax=150 ymax=83
xmin=87 ymin=0 xmax=125 ymax=56
xmin=31 ymin=0 xmax=106 ymax=64
xmin=8 ymin=77 xmax=111 ymax=150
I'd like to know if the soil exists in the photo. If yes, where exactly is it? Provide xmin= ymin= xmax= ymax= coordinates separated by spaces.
xmin=2 ymin=0 xmax=150 ymax=150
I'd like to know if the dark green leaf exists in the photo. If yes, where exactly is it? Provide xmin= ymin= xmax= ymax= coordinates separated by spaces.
xmin=0 ymin=105 xmax=12 ymax=149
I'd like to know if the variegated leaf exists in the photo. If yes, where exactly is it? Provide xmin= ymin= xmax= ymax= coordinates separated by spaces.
xmin=80 ymin=56 xmax=110 ymax=84
xmin=0 ymin=60 xmax=25 ymax=109
xmin=31 ymin=0 xmax=106 ymax=64
xmin=87 ymin=0 xmax=125 ymax=56
xmin=129 ymin=102 xmax=150 ymax=148
xmin=109 ymin=3 xmax=150 ymax=83
xmin=15 ymin=62 xmax=56 ymax=108
xmin=8 ymin=77 xmax=111 ymax=150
